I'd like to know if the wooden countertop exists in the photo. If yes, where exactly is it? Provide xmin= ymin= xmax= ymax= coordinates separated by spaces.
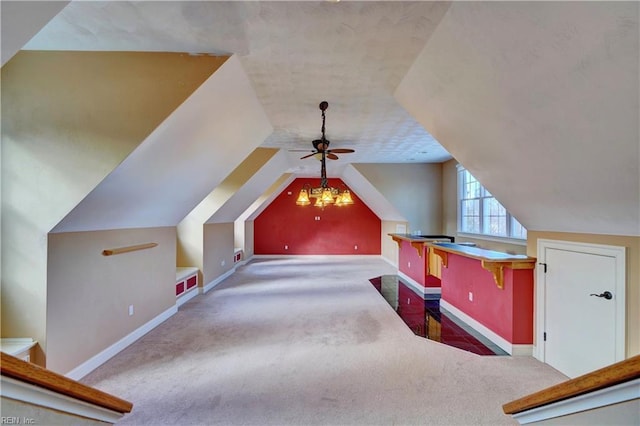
xmin=388 ymin=233 xmax=455 ymax=243
xmin=426 ymin=242 xmax=536 ymax=289
xmin=427 ymin=242 xmax=534 ymax=262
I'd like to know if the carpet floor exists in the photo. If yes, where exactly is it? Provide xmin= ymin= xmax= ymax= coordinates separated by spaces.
xmin=82 ymin=257 xmax=567 ymax=425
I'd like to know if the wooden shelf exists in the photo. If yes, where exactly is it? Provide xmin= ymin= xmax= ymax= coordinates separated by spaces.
xmin=102 ymin=243 xmax=157 ymax=256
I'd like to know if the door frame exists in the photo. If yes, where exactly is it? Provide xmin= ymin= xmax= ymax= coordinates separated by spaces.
xmin=535 ymin=239 xmax=626 ymax=364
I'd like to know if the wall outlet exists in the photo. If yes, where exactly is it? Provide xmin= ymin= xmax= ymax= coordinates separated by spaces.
xmin=407 ymin=298 xmax=410 ymax=304
xmin=354 ymin=245 xmax=358 ymax=250
xmin=468 ymin=292 xmax=473 ymax=302
xmin=408 ymin=261 xmax=411 ymax=268
xmin=128 ymin=305 xmax=134 ymax=316
xmin=221 ymin=259 xmax=226 ymax=266
xmin=284 ymin=245 xmax=288 ymax=250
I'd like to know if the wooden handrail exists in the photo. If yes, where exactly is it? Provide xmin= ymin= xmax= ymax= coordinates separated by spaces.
xmin=503 ymin=355 xmax=640 ymax=414
xmin=102 ymin=242 xmax=157 ymax=256
xmin=0 ymin=352 xmax=132 ymax=414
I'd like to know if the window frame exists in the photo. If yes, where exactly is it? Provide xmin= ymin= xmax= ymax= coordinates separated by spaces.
xmin=457 ymin=165 xmax=527 ymax=245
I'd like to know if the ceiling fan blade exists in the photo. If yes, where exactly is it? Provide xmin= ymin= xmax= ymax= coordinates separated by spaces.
xmin=300 ymin=152 xmax=318 ymax=159
xmin=327 ymin=148 xmax=355 ymax=154
xmin=327 ymin=153 xmax=339 ymax=160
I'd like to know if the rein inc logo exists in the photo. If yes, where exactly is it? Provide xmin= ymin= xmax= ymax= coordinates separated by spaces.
xmin=1 ymin=418 xmax=35 ymax=425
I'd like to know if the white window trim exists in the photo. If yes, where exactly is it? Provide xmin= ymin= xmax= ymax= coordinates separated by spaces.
xmin=456 ymin=165 xmax=527 ymax=242
xmin=457 ymin=232 xmax=527 ymax=246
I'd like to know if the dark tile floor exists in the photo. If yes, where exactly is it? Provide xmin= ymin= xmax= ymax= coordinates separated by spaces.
xmin=370 ymin=275 xmax=508 ymax=356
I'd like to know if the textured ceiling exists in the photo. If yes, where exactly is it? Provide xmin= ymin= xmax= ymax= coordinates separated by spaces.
xmin=24 ymin=1 xmax=453 ymax=175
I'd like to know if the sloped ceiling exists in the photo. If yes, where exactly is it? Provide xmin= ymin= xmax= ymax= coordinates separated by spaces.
xmin=22 ymin=0 xmax=453 ymax=173
xmin=244 ymin=174 xmax=296 ymax=223
xmin=207 ymin=149 xmax=291 ymax=224
xmin=2 ymin=51 xmax=226 ymax=233
xmin=0 ymin=0 xmax=69 ymax=66
xmin=341 ymin=165 xmax=406 ymax=222
xmin=4 ymin=1 xmax=638 ymax=237
xmin=52 ymin=56 xmax=273 ymax=232
xmin=396 ymin=1 xmax=639 ymax=236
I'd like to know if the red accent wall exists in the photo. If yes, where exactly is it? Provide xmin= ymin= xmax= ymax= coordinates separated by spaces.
xmin=254 ymin=178 xmax=381 ymax=255
xmin=440 ymin=253 xmax=534 ymax=344
xmin=398 ymin=240 xmax=428 ymax=287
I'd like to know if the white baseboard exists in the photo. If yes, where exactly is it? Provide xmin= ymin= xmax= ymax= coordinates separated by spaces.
xmin=439 ymin=299 xmax=532 ymax=356
xmin=176 ymin=287 xmax=199 ymax=307
xmin=202 ymin=268 xmax=236 ymax=294
xmin=65 ymin=305 xmax=178 ymax=380
xmin=251 ymin=254 xmax=384 ymax=260
xmin=381 ymin=255 xmax=398 ymax=268
xmin=235 ymin=257 xmax=250 ymax=267
xmin=397 ymin=271 xmax=442 ymax=296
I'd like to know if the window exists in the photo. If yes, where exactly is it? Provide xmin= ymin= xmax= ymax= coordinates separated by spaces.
xmin=458 ymin=166 xmax=527 ymax=240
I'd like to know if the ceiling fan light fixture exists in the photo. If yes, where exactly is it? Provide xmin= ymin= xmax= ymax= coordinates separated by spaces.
xmin=295 ymin=101 xmax=354 ymax=208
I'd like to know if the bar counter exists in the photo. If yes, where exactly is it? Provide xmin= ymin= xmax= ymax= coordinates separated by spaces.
xmin=427 ymin=242 xmax=536 ymax=289
xmin=389 ymin=234 xmax=455 ymax=289
xmin=389 ymin=235 xmax=537 ymax=355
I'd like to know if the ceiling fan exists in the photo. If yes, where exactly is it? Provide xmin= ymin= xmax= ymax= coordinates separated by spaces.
xmin=291 ymin=101 xmax=355 ymax=160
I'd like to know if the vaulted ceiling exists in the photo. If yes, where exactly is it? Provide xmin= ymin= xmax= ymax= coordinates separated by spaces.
xmin=2 ymin=1 xmax=638 ymax=236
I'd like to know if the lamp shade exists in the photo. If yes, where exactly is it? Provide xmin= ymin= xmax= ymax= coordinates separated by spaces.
xmin=321 ymin=188 xmax=335 ymax=204
xmin=340 ymin=189 xmax=354 ymax=205
xmin=296 ymin=189 xmax=311 ymax=206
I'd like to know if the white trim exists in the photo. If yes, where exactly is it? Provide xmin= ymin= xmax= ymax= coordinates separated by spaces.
xmin=456 ymin=166 xmax=528 ymax=242
xmin=251 ymin=254 xmax=384 ymax=260
xmin=457 ymin=232 xmax=527 ymax=247
xmin=234 ymin=257 xmax=251 ymax=267
xmin=202 ymin=268 xmax=236 ymax=294
xmin=65 ymin=305 xmax=177 ymax=380
xmin=381 ymin=254 xmax=398 ymax=268
xmin=535 ymin=239 xmax=626 ymax=366
xmin=512 ymin=378 xmax=640 ymax=424
xmin=1 ymin=338 xmax=37 ymax=358
xmin=176 ymin=286 xmax=199 ymax=307
xmin=439 ymin=299 xmax=532 ymax=356
xmin=397 ymin=271 xmax=442 ymax=295
xmin=2 ymin=376 xmax=125 ymax=423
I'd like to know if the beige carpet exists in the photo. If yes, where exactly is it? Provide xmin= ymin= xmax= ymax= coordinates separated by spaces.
xmin=82 ymin=257 xmax=567 ymax=425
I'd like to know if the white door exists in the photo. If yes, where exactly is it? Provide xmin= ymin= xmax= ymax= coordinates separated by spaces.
xmin=538 ymin=240 xmax=625 ymax=378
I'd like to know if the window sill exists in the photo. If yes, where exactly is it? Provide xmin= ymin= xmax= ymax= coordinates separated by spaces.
xmin=457 ymin=232 xmax=527 ymax=247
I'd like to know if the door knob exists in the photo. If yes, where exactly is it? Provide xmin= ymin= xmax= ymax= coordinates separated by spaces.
xmin=590 ymin=291 xmax=613 ymax=300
